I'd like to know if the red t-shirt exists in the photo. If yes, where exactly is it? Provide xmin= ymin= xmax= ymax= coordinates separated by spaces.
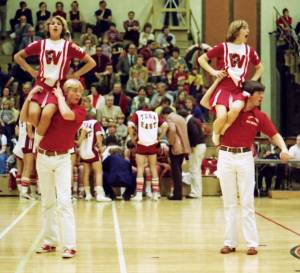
xmin=40 ymin=105 xmax=86 ymax=151
xmin=220 ymin=107 xmax=278 ymax=148
xmin=24 ymin=39 xmax=85 ymax=86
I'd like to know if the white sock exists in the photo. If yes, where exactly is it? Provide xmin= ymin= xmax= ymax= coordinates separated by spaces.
xmin=135 ymin=191 xmax=142 ymax=198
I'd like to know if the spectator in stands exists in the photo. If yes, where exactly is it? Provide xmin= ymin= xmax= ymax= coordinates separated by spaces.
xmin=101 ymin=37 xmax=112 ymax=57
xmin=126 ymin=69 xmax=146 ymax=98
xmin=156 ymin=26 xmax=176 ymax=48
xmin=11 ymin=15 xmax=32 ymax=52
xmin=104 ymin=23 xmax=122 ymax=45
xmin=0 ymin=99 xmax=15 ymax=150
xmin=82 ymin=38 xmax=96 ymax=56
xmin=69 ymin=1 xmax=85 ymax=33
xmin=80 ymin=26 xmax=98 ymax=46
xmin=116 ymin=113 xmax=127 ymax=145
xmin=85 ymin=45 xmax=111 ymax=89
xmin=18 ymin=82 xmax=32 ymax=110
xmin=175 ymin=89 xmax=187 ymax=111
xmin=155 ymin=96 xmax=175 ymax=115
xmin=131 ymin=86 xmax=150 ymax=114
xmin=53 ymin=1 xmax=67 ymax=19
xmin=161 ymin=107 xmax=191 ymax=200
xmin=187 ymin=68 xmax=204 ymax=98
xmin=0 ymin=126 xmax=8 ymax=174
xmin=111 ymin=42 xmax=124 ymax=72
xmin=129 ymin=55 xmax=148 ymax=83
xmin=35 ymin=21 xmax=46 ymax=39
xmin=111 ymin=82 xmax=130 ymax=116
xmin=123 ymin=11 xmax=140 ymax=47
xmin=0 ymin=0 xmax=7 ymax=38
xmin=139 ymin=23 xmax=155 ymax=48
xmin=18 ymin=26 xmax=42 ymax=51
xmin=277 ymin=8 xmax=292 ymax=31
xmin=167 ymin=47 xmax=188 ymax=72
xmin=257 ymin=142 xmax=278 ymax=196
xmin=139 ymin=39 xmax=155 ymax=64
xmin=145 ymin=83 xmax=156 ymax=102
xmin=117 ymin=43 xmax=137 ymax=86
xmin=94 ymin=0 xmax=112 ymax=37
xmin=288 ymin=134 xmax=300 ymax=184
xmin=36 ymin=2 xmax=51 ymax=25
xmin=81 ymin=96 xmax=96 ymax=118
xmin=88 ymin=83 xmax=105 ymax=112
xmin=10 ymin=1 xmax=33 ymax=32
xmin=185 ymin=95 xmax=206 ymax=122
xmin=178 ymin=109 xmax=206 ymax=198
xmin=98 ymin=64 xmax=120 ymax=94
xmin=0 ymin=87 xmax=12 ymax=106
xmin=150 ymin=82 xmax=173 ymax=109
xmin=96 ymin=94 xmax=123 ymax=129
xmin=147 ymin=49 xmax=167 ymax=83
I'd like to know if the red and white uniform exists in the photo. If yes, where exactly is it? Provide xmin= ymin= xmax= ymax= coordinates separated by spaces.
xmin=128 ymin=110 xmax=166 ymax=155
xmin=13 ymin=121 xmax=34 ymax=159
xmin=206 ymin=42 xmax=261 ymax=109
xmin=217 ymin=107 xmax=277 ymax=249
xmin=24 ymin=39 xmax=86 ymax=106
xmin=79 ymin=119 xmax=104 ymax=163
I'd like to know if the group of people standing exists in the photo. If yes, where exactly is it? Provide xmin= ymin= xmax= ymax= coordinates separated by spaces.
xmin=10 ymin=9 xmax=291 ymax=259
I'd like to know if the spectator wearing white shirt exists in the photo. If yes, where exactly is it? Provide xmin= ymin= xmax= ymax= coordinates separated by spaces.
xmin=0 ymin=128 xmax=7 ymax=174
xmin=288 ymin=134 xmax=300 ymax=183
xmin=156 ymin=26 xmax=176 ymax=48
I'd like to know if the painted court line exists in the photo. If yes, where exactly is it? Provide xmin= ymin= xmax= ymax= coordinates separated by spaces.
xmin=256 ymin=211 xmax=300 ymax=237
xmin=112 ymin=202 xmax=127 ymax=273
xmin=0 ymin=201 xmax=37 ymax=240
xmin=14 ymin=230 xmax=44 ymax=273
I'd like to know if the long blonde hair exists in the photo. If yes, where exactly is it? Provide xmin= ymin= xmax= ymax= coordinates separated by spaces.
xmin=226 ymin=20 xmax=249 ymax=42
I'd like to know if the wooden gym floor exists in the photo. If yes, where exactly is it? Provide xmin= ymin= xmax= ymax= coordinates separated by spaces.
xmin=0 ymin=197 xmax=299 ymax=273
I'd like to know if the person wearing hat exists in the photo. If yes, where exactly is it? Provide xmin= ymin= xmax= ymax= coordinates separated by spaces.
xmin=202 ymin=78 xmax=289 ymax=255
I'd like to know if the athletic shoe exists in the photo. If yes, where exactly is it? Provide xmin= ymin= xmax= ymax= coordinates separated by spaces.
xmin=152 ymin=192 xmax=159 ymax=201
xmin=62 ymin=249 xmax=76 ymax=258
xmin=85 ymin=193 xmax=93 ymax=201
xmin=20 ymin=192 xmax=34 ymax=200
xmin=131 ymin=195 xmax=143 ymax=202
xmin=145 ymin=191 xmax=153 ymax=198
xmin=96 ymin=195 xmax=112 ymax=202
xmin=36 ymin=244 xmax=56 ymax=254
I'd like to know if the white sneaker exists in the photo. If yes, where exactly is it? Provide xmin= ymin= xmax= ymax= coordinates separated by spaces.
xmin=145 ymin=191 xmax=153 ymax=198
xmin=212 ymin=132 xmax=220 ymax=146
xmin=131 ymin=194 xmax=143 ymax=202
xmin=96 ymin=195 xmax=112 ymax=202
xmin=20 ymin=192 xmax=34 ymax=200
xmin=85 ymin=193 xmax=93 ymax=201
xmin=62 ymin=248 xmax=76 ymax=258
xmin=152 ymin=192 xmax=159 ymax=201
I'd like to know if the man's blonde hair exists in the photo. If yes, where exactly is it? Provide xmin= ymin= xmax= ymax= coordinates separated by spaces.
xmin=63 ymin=79 xmax=84 ymax=92
xmin=226 ymin=20 xmax=249 ymax=42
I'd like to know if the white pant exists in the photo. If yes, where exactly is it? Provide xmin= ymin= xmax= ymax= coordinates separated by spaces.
xmin=189 ymin=143 xmax=206 ymax=197
xmin=217 ymin=150 xmax=258 ymax=248
xmin=36 ymin=153 xmax=76 ymax=250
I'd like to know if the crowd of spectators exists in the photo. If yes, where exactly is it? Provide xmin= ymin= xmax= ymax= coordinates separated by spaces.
xmin=0 ymin=1 xmax=299 ymax=198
